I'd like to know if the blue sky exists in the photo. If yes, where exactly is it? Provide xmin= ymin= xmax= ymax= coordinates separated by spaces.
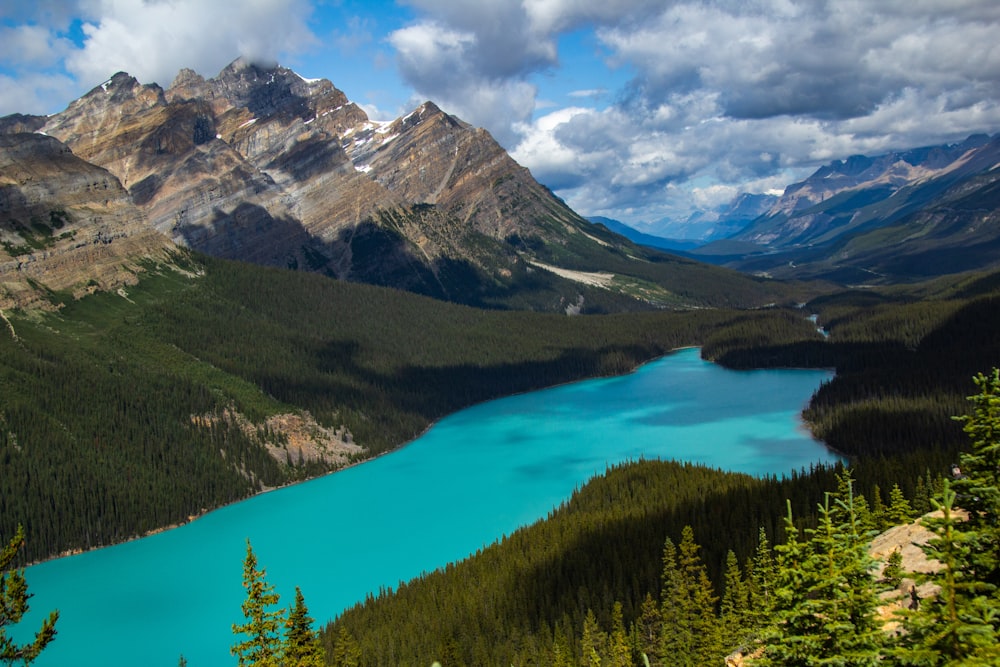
xmin=2 ymin=1 xmax=1000 ymax=236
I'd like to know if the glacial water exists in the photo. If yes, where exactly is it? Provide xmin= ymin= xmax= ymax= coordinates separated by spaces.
xmin=18 ymin=348 xmax=837 ymax=666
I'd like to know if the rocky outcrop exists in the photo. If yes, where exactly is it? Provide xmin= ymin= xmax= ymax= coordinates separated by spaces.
xmin=0 ymin=133 xmax=174 ymax=309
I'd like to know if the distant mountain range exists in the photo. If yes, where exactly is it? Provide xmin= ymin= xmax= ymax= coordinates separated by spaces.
xmin=1 ymin=57 xmax=785 ymax=313
xmin=608 ymin=134 xmax=1000 ymax=284
xmin=693 ymin=134 xmax=1000 ymax=282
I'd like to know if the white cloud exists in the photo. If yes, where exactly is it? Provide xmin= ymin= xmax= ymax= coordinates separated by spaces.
xmin=0 ymin=71 xmax=79 ymax=117
xmin=68 ymin=0 xmax=317 ymax=88
xmin=0 ymin=24 xmax=75 ymax=69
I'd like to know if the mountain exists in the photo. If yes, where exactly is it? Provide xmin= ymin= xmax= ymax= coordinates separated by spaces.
xmin=0 ymin=132 xmax=175 ymax=310
xmin=693 ymin=134 xmax=1000 ymax=283
xmin=588 ymin=216 xmax=701 ymax=252
xmin=1 ymin=58 xmax=788 ymax=312
xmin=639 ymin=192 xmax=779 ymax=242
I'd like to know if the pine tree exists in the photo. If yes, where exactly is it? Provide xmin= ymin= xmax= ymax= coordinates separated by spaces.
xmin=748 ymin=526 xmax=775 ymax=633
xmin=719 ymin=550 xmax=750 ymax=654
xmin=755 ymin=486 xmax=884 ymax=667
xmin=951 ymin=368 xmax=1000 ymax=592
xmin=329 ymin=627 xmax=361 ymax=667
xmin=607 ymin=601 xmax=632 ymax=667
xmin=882 ymin=549 xmax=903 ymax=589
xmin=892 ymin=371 xmax=1000 ymax=665
xmin=581 ymin=608 xmax=607 ymax=667
xmin=659 ymin=526 xmax=720 ymax=666
xmin=886 ymin=484 xmax=914 ymax=526
xmin=232 ymin=540 xmax=284 ymax=667
xmin=633 ymin=592 xmax=660 ymax=665
xmin=872 ymin=484 xmax=888 ymax=530
xmin=890 ymin=482 xmax=1000 ymax=665
xmin=284 ymin=587 xmax=325 ymax=667
xmin=912 ymin=474 xmax=931 ymax=516
xmin=0 ymin=526 xmax=58 ymax=666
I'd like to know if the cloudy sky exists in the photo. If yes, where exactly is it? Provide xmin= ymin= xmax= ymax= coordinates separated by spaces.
xmin=2 ymin=0 xmax=999 ymax=235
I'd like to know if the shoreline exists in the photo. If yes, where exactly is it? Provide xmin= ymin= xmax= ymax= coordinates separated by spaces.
xmin=28 ymin=346 xmax=837 ymax=567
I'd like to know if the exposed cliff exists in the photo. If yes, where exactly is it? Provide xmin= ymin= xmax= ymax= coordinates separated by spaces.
xmin=0 ymin=132 xmax=174 ymax=310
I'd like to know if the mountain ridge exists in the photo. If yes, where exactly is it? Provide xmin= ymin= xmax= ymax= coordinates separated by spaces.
xmin=689 ymin=133 xmax=1000 ymax=283
xmin=1 ymin=57 xmax=790 ymax=312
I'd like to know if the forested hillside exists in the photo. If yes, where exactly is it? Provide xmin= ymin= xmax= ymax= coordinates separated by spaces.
xmin=0 ymin=251 xmax=807 ymax=563
xmin=5 ymin=253 xmax=1000 ymax=565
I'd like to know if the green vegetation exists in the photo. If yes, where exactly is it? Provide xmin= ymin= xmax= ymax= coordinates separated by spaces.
xmin=232 ymin=540 xmax=325 ymax=667
xmin=0 ymin=526 xmax=57 ymax=665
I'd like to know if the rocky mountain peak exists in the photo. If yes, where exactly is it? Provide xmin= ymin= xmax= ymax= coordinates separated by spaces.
xmin=2 ymin=57 xmax=768 ymax=312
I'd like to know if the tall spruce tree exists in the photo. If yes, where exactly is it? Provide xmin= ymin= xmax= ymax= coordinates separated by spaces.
xmin=329 ymin=627 xmax=362 ymax=667
xmin=633 ymin=592 xmax=661 ymax=664
xmin=607 ymin=601 xmax=632 ymax=667
xmin=658 ymin=526 xmax=720 ymax=666
xmin=581 ymin=608 xmax=607 ymax=667
xmin=719 ymin=549 xmax=751 ymax=654
xmin=0 ymin=526 xmax=58 ymax=666
xmin=951 ymin=368 xmax=1000 ymax=593
xmin=284 ymin=586 xmax=325 ymax=667
xmin=232 ymin=540 xmax=284 ymax=667
xmin=748 ymin=526 xmax=776 ymax=635
xmin=886 ymin=484 xmax=915 ymax=526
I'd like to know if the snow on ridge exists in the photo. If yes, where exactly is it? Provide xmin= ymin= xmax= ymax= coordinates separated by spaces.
xmin=293 ymin=70 xmax=324 ymax=85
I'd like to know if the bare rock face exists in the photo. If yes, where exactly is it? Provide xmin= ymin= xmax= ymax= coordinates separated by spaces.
xmin=0 ymin=133 xmax=174 ymax=309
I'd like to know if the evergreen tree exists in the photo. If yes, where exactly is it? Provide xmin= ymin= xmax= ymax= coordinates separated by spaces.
xmin=892 ymin=371 xmax=1000 ymax=665
xmin=659 ymin=526 xmax=720 ymax=666
xmin=329 ymin=627 xmax=361 ymax=667
xmin=912 ymin=474 xmax=931 ymax=516
xmin=951 ymin=368 xmax=1000 ymax=592
xmin=607 ymin=601 xmax=632 ymax=667
xmin=871 ymin=484 xmax=888 ymax=530
xmin=890 ymin=482 xmax=1000 ymax=665
xmin=633 ymin=592 xmax=660 ymax=665
xmin=0 ymin=526 xmax=58 ymax=666
xmin=882 ymin=549 xmax=904 ymax=589
xmin=719 ymin=550 xmax=750 ymax=654
xmin=755 ymin=488 xmax=884 ymax=667
xmin=886 ymin=484 xmax=915 ymax=526
xmin=656 ymin=537 xmax=683 ymax=665
xmin=284 ymin=587 xmax=325 ymax=667
xmin=748 ymin=526 xmax=775 ymax=633
xmin=853 ymin=493 xmax=877 ymax=534
xmin=232 ymin=540 xmax=284 ymax=667
xmin=581 ymin=608 xmax=607 ymax=667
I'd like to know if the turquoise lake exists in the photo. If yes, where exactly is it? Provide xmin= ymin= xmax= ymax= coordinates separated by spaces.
xmin=19 ymin=348 xmax=837 ymax=666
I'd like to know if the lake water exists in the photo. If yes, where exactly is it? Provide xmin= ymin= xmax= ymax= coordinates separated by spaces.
xmin=18 ymin=348 xmax=836 ymax=666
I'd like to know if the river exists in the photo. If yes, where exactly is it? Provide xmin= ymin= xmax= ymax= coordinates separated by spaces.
xmin=17 ymin=348 xmax=837 ymax=666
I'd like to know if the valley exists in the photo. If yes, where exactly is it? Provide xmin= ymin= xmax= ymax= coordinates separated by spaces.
xmin=1 ymin=53 xmax=999 ymax=667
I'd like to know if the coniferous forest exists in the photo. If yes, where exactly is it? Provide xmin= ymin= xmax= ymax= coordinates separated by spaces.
xmin=3 ymin=251 xmax=1000 ymax=665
